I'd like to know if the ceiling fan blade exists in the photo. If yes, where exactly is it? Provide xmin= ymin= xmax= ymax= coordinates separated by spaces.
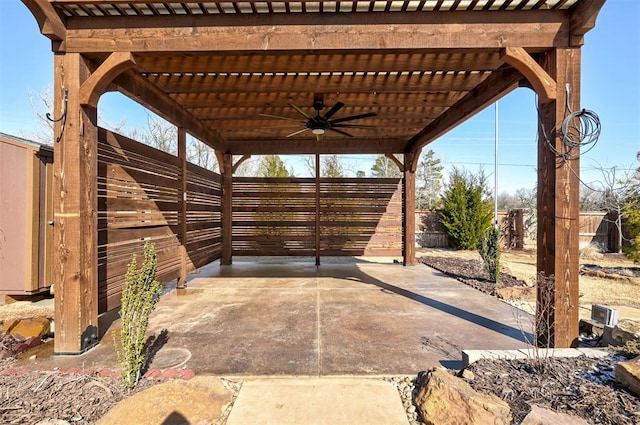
xmin=326 ymin=127 xmax=354 ymax=137
xmin=286 ymin=128 xmax=310 ymax=138
xmin=263 ymin=124 xmax=306 ymax=129
xmin=288 ymin=103 xmax=313 ymax=119
xmin=332 ymin=124 xmax=376 ymax=129
xmin=323 ymin=102 xmax=345 ymax=120
xmin=329 ymin=112 xmax=377 ymax=124
xmin=259 ymin=113 xmax=303 ymax=122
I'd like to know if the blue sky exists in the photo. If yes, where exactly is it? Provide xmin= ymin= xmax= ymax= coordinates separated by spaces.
xmin=1 ymin=1 xmax=638 ymax=194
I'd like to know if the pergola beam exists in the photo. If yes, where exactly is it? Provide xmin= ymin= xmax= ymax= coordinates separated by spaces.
xmin=136 ymin=50 xmax=505 ymax=74
xmin=111 ymin=70 xmax=225 ymax=150
xmin=22 ymin=0 xmax=66 ymax=42
xmin=221 ymin=137 xmax=408 ymax=155
xmin=407 ymin=66 xmax=522 ymax=152
xmin=150 ymin=72 xmax=489 ymax=94
xmin=64 ymin=10 xmax=568 ymax=52
xmin=570 ymin=0 xmax=606 ymax=46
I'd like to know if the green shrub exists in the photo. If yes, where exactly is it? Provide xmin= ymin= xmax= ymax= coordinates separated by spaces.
xmin=440 ymin=168 xmax=493 ymax=250
xmin=478 ymin=226 xmax=500 ymax=283
xmin=622 ymin=197 xmax=640 ymax=262
xmin=113 ymin=242 xmax=162 ymax=390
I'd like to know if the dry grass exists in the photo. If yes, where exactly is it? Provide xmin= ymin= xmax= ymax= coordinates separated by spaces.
xmin=417 ymin=247 xmax=640 ymax=321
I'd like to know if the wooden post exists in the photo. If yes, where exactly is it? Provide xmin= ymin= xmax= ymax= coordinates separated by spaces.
xmin=403 ymin=152 xmax=417 ymax=266
xmin=221 ymin=153 xmax=233 ymax=265
xmin=53 ymin=52 xmax=99 ymax=354
xmin=177 ymin=127 xmax=187 ymax=288
xmin=536 ymin=47 xmax=581 ymax=348
xmin=315 ymin=153 xmax=320 ymax=266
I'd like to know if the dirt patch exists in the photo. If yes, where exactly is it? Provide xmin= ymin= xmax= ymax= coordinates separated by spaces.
xmin=466 ymin=354 xmax=640 ymax=425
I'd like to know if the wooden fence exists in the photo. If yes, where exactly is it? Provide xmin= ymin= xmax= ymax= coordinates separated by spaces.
xmin=97 ymin=129 xmax=222 ymax=313
xmin=232 ymin=177 xmax=402 ymax=257
xmin=417 ymin=209 xmax=629 ymax=252
xmin=417 ymin=210 xmax=523 ymax=248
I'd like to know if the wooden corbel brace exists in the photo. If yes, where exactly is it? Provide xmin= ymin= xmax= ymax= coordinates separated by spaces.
xmin=232 ymin=154 xmax=252 ymax=174
xmin=80 ymin=52 xmax=136 ymax=108
xmin=385 ymin=154 xmax=405 ymax=173
xmin=403 ymin=149 xmax=421 ymax=173
xmin=501 ymin=47 xmax=556 ymax=104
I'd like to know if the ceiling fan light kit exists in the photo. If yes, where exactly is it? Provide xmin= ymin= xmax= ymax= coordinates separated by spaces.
xmin=259 ymin=93 xmax=377 ymax=141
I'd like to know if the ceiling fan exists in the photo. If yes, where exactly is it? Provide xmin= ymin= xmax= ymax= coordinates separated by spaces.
xmin=260 ymin=95 xmax=377 ymax=141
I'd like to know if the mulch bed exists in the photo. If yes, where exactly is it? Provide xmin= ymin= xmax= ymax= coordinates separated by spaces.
xmin=0 ymin=368 xmax=162 ymax=424
xmin=419 ymin=255 xmax=528 ymax=294
xmin=467 ymin=354 xmax=640 ymax=425
xmin=418 ymin=254 xmax=640 ymax=425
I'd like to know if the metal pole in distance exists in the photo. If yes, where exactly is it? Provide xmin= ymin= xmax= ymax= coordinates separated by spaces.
xmin=494 ymin=101 xmax=499 ymax=228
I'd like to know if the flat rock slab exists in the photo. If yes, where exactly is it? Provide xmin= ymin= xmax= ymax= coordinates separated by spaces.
xmin=226 ymin=378 xmax=408 ymax=425
xmin=97 ymin=376 xmax=234 ymax=425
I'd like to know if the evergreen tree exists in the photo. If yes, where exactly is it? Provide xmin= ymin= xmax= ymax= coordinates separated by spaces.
xmin=623 ymin=153 xmax=640 ymax=261
xmin=416 ymin=149 xmax=444 ymax=210
xmin=440 ymin=168 xmax=493 ymax=250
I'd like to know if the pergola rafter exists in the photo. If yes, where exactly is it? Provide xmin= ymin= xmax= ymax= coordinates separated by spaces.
xmin=23 ymin=0 xmax=606 ymax=354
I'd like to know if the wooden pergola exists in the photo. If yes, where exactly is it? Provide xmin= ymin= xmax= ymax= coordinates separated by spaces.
xmin=24 ymin=0 xmax=605 ymax=354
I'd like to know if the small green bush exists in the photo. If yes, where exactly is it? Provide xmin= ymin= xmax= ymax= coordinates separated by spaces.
xmin=113 ymin=242 xmax=162 ymax=390
xmin=440 ymin=168 xmax=493 ymax=250
xmin=478 ymin=226 xmax=500 ymax=283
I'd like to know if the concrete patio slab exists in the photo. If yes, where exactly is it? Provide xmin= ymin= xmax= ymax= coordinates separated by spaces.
xmin=226 ymin=378 xmax=408 ymax=425
xmin=17 ymin=259 xmax=531 ymax=375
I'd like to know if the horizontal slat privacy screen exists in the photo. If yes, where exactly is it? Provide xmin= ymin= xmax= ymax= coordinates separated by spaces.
xmin=233 ymin=177 xmax=402 ymax=257
xmin=97 ymin=129 xmax=222 ymax=313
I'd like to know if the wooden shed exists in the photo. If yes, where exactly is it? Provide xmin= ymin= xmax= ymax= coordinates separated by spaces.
xmin=22 ymin=0 xmax=606 ymax=353
xmin=0 ymin=133 xmax=54 ymax=300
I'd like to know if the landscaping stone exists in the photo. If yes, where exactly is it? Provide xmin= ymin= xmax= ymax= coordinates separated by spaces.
xmin=415 ymin=369 xmax=512 ymax=425
xmin=520 ymin=405 xmax=590 ymax=425
xmin=615 ymin=355 xmax=640 ymax=397
xmin=97 ymin=376 xmax=234 ymax=425
xmin=34 ymin=420 xmax=71 ymax=425
xmin=493 ymin=286 xmax=536 ymax=301
xmin=611 ymin=319 xmax=640 ymax=345
xmin=9 ymin=317 xmax=50 ymax=339
xmin=0 ymin=319 xmax=19 ymax=334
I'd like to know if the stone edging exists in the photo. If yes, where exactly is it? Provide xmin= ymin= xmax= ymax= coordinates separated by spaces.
xmin=462 ymin=347 xmax=610 ymax=368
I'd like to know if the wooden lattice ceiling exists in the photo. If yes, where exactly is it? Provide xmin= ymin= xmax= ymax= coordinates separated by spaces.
xmin=38 ymin=0 xmax=599 ymax=154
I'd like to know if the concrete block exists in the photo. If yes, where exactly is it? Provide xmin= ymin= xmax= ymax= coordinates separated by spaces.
xmin=462 ymin=350 xmax=528 ymax=368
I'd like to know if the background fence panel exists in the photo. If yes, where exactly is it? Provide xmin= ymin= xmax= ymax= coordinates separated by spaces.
xmin=232 ymin=177 xmax=403 ymax=257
